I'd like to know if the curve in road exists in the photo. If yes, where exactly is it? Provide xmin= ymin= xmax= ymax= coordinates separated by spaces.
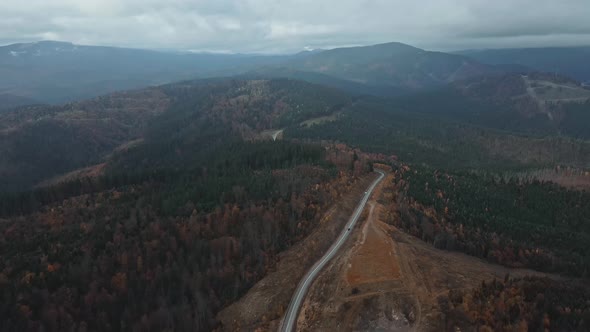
xmin=279 ymin=169 xmax=386 ymax=332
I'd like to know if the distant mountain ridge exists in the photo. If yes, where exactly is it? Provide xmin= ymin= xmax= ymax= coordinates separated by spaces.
xmin=242 ymin=67 xmax=412 ymax=97
xmin=1 ymin=40 xmax=589 ymax=105
xmin=275 ymin=42 xmax=502 ymax=89
xmin=1 ymin=40 xmax=78 ymax=58
xmin=0 ymin=41 xmax=292 ymax=103
xmin=0 ymin=93 xmax=39 ymax=111
xmin=0 ymin=40 xmax=506 ymax=103
xmin=457 ymin=46 xmax=590 ymax=83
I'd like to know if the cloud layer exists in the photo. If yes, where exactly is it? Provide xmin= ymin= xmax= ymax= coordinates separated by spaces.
xmin=1 ymin=0 xmax=589 ymax=52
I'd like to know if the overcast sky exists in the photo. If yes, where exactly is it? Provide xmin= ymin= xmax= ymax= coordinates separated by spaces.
xmin=1 ymin=0 xmax=589 ymax=53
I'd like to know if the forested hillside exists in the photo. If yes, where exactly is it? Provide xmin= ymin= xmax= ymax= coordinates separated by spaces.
xmin=0 ymin=79 xmax=351 ymax=192
xmin=288 ymin=97 xmax=590 ymax=170
xmin=439 ymin=276 xmax=590 ymax=331
xmin=0 ymin=76 xmax=380 ymax=330
xmin=386 ymin=73 xmax=590 ymax=139
xmin=0 ymin=88 xmax=171 ymax=191
xmin=393 ymin=166 xmax=590 ymax=277
xmin=0 ymin=140 xmax=374 ymax=331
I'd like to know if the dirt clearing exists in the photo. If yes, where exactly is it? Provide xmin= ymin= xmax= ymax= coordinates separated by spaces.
xmin=346 ymin=203 xmax=400 ymax=285
xmin=300 ymin=113 xmax=340 ymax=127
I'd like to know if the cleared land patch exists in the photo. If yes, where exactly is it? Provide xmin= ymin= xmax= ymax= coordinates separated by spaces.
xmin=346 ymin=203 xmax=401 ymax=285
xmin=300 ymin=113 xmax=340 ymax=127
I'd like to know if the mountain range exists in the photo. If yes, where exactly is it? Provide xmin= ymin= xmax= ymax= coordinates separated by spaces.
xmin=0 ymin=40 xmax=510 ymax=104
xmin=271 ymin=42 xmax=501 ymax=89
xmin=0 ymin=41 xmax=289 ymax=103
xmin=3 ymin=40 xmax=590 ymax=107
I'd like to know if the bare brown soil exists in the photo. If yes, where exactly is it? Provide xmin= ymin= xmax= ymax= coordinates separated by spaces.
xmin=549 ymin=173 xmax=590 ymax=190
xmin=532 ymin=171 xmax=590 ymax=191
xmin=346 ymin=203 xmax=400 ymax=285
xmin=503 ymin=168 xmax=590 ymax=191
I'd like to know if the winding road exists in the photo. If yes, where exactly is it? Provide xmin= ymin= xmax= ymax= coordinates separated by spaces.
xmin=279 ymin=169 xmax=386 ymax=332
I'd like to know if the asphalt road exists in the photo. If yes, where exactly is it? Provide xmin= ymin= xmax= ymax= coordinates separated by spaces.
xmin=279 ymin=169 xmax=386 ymax=332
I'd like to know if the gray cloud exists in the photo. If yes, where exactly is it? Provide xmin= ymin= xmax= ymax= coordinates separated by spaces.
xmin=0 ymin=0 xmax=589 ymax=53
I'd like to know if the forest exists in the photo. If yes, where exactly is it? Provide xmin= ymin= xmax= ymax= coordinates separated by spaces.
xmin=391 ymin=165 xmax=590 ymax=277
xmin=0 ymin=78 xmax=379 ymax=331
xmin=439 ymin=275 xmax=590 ymax=331
xmin=0 ymin=139 xmax=372 ymax=331
xmin=0 ymin=78 xmax=353 ymax=192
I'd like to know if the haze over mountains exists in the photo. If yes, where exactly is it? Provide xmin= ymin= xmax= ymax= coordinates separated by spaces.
xmin=0 ymin=93 xmax=38 ymax=111
xmin=0 ymin=41 xmax=289 ymax=103
xmin=459 ymin=46 xmax=590 ymax=84
xmin=3 ymin=40 xmax=590 ymax=107
xmin=256 ymin=42 xmax=501 ymax=89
